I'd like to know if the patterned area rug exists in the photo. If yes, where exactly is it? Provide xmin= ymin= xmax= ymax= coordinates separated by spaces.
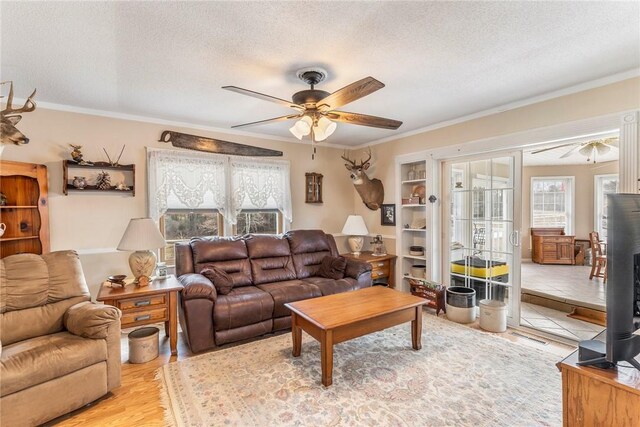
xmin=158 ymin=315 xmax=562 ymax=426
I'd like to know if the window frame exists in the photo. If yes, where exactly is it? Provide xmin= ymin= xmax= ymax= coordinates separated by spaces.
xmin=530 ymin=176 xmax=575 ymax=235
xmin=593 ymin=174 xmax=619 ymax=240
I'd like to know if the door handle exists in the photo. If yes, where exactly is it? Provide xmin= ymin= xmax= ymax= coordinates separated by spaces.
xmin=509 ymin=231 xmax=520 ymax=247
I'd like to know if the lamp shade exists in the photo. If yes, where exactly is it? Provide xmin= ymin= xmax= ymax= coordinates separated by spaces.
xmin=314 ymin=116 xmax=337 ymax=142
xmin=341 ymin=215 xmax=369 ymax=236
xmin=117 ymin=218 xmax=166 ymax=251
xmin=289 ymin=116 xmax=312 ymax=140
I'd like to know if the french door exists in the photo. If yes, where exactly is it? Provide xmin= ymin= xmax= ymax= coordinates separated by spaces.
xmin=442 ymin=152 xmax=522 ymax=325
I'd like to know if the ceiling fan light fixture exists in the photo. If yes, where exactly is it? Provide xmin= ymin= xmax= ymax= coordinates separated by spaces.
xmin=313 ymin=116 xmax=337 ymax=142
xmin=289 ymin=116 xmax=313 ymax=140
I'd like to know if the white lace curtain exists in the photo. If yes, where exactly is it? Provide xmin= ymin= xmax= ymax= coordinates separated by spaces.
xmin=230 ymin=157 xmax=293 ymax=223
xmin=147 ymin=148 xmax=292 ymax=225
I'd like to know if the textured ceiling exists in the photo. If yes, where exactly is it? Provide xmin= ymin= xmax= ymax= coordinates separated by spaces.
xmin=1 ymin=1 xmax=639 ymax=146
xmin=523 ymin=133 xmax=619 ymax=166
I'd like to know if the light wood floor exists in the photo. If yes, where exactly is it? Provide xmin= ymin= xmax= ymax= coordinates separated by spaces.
xmin=48 ymin=315 xmax=574 ymax=426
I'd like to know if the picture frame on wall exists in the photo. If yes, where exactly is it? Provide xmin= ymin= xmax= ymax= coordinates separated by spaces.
xmin=381 ymin=204 xmax=396 ymax=226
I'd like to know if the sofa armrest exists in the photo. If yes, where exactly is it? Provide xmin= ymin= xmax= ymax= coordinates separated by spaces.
xmin=179 ymin=273 xmax=218 ymax=302
xmin=344 ymin=258 xmax=372 ymax=280
xmin=64 ymin=301 xmax=121 ymax=339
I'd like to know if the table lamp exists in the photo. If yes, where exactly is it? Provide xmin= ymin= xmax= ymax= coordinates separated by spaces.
xmin=342 ymin=215 xmax=369 ymax=256
xmin=117 ymin=218 xmax=166 ymax=285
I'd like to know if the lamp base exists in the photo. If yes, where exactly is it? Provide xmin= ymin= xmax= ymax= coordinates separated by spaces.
xmin=347 ymin=236 xmax=364 ymax=256
xmin=129 ymin=250 xmax=157 ymax=286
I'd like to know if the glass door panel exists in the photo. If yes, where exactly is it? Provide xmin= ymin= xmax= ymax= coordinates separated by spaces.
xmin=444 ymin=154 xmax=521 ymax=324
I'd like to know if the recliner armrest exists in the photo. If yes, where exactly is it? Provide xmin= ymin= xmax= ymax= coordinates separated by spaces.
xmin=344 ymin=258 xmax=372 ymax=280
xmin=180 ymin=273 xmax=218 ymax=302
xmin=64 ymin=301 xmax=121 ymax=339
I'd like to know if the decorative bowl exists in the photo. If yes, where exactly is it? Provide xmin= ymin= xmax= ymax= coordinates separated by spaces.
xmin=107 ymin=274 xmax=127 ymax=286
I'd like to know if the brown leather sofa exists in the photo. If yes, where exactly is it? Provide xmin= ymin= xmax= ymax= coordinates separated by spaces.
xmin=175 ymin=230 xmax=372 ymax=352
xmin=0 ymin=251 xmax=121 ymax=427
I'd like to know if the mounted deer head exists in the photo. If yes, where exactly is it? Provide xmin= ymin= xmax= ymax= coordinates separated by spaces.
xmin=341 ymin=148 xmax=384 ymax=210
xmin=1 ymin=81 xmax=37 ymax=146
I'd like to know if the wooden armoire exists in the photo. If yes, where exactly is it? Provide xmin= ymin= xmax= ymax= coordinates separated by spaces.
xmin=0 ymin=160 xmax=50 ymax=258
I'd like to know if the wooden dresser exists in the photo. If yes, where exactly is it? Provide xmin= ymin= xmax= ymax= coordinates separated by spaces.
xmin=557 ymin=332 xmax=640 ymax=426
xmin=531 ymin=227 xmax=575 ymax=265
xmin=341 ymin=251 xmax=397 ymax=288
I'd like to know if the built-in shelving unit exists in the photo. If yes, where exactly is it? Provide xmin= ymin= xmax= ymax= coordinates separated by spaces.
xmin=0 ymin=161 xmax=50 ymax=258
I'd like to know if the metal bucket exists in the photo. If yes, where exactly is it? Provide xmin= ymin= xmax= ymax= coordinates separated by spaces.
xmin=128 ymin=326 xmax=159 ymax=364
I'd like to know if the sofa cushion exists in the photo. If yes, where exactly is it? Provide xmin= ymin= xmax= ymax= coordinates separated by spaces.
xmin=285 ymin=230 xmax=338 ymax=279
xmin=257 ymin=280 xmax=322 ymax=318
xmin=0 ymin=331 xmax=106 ymax=397
xmin=213 ymin=286 xmax=274 ymax=331
xmin=192 ymin=237 xmax=252 ymax=287
xmin=246 ymin=235 xmax=297 ymax=285
xmin=302 ymin=276 xmax=357 ymax=296
xmin=318 ymin=256 xmax=347 ymax=280
xmin=201 ymin=267 xmax=234 ymax=295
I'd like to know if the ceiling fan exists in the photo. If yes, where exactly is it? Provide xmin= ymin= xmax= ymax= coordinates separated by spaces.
xmin=222 ymin=68 xmax=402 ymax=144
xmin=531 ymin=137 xmax=619 ymax=163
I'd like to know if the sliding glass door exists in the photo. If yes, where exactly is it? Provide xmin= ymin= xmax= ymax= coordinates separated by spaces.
xmin=443 ymin=152 xmax=522 ymax=325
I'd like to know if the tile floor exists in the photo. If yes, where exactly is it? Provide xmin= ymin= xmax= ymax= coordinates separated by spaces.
xmin=521 ymin=261 xmax=606 ymax=309
xmin=520 ymin=301 xmax=605 ymax=341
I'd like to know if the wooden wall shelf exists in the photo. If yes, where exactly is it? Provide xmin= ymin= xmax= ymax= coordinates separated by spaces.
xmin=63 ymin=160 xmax=135 ymax=196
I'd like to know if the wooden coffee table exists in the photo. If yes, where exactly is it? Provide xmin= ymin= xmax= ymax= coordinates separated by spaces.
xmin=285 ymin=286 xmax=427 ymax=386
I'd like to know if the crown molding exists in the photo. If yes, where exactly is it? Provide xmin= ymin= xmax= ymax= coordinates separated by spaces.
xmin=353 ymin=68 xmax=640 ymax=150
xmin=13 ymin=99 xmax=353 ymax=150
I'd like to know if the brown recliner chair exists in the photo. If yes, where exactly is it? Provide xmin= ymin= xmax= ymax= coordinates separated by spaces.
xmin=176 ymin=230 xmax=372 ymax=353
xmin=0 ymin=251 xmax=121 ymax=427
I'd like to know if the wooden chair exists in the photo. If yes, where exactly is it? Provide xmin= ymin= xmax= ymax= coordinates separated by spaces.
xmin=589 ymin=231 xmax=607 ymax=283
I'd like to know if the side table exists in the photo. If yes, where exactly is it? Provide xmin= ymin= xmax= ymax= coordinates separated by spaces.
xmin=341 ymin=251 xmax=397 ymax=288
xmin=97 ymin=275 xmax=183 ymax=356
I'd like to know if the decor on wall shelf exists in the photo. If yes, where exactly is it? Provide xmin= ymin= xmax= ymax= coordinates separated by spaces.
xmin=69 ymin=144 xmax=92 ymax=165
xmin=342 ymin=148 xmax=384 ymax=210
xmin=159 ymin=130 xmax=283 ymax=157
xmin=222 ymin=69 xmax=402 ymax=148
xmin=117 ymin=218 xmax=166 ymax=286
xmin=304 ymin=172 xmax=323 ymax=203
xmin=0 ymin=192 xmax=6 ymax=206
xmin=102 ymin=145 xmax=126 ymax=166
xmin=0 ymin=160 xmax=50 ymax=258
xmin=381 ymin=204 xmax=396 ymax=226
xmin=342 ymin=215 xmax=369 ymax=256
xmin=0 ymin=81 xmax=36 ymax=148
xmin=63 ymin=160 xmax=135 ymax=195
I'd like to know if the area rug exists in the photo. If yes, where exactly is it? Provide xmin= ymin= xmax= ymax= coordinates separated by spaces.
xmin=158 ymin=315 xmax=562 ymax=426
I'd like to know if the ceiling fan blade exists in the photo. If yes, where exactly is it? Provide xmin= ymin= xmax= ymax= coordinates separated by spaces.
xmin=230 ymin=114 xmax=301 ymax=129
xmin=222 ymin=86 xmax=304 ymax=111
xmin=327 ymin=111 xmax=402 ymax=130
xmin=316 ymin=77 xmax=385 ymax=111
xmin=559 ymin=145 xmax=581 ymax=159
xmin=530 ymin=142 xmax=578 ymax=155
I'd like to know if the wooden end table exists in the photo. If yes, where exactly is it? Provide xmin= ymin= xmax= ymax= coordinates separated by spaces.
xmin=97 ymin=275 xmax=183 ymax=356
xmin=285 ymin=286 xmax=427 ymax=386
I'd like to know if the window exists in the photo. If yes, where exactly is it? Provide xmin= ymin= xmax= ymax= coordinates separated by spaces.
xmin=594 ymin=174 xmax=619 ymax=240
xmin=531 ymin=177 xmax=574 ymax=234
xmin=235 ymin=210 xmax=282 ymax=235
xmin=160 ymin=209 xmax=222 ymax=265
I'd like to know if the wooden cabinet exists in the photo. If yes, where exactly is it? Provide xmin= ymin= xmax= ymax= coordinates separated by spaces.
xmin=304 ymin=173 xmax=323 ymax=203
xmin=557 ymin=332 xmax=640 ymax=426
xmin=531 ymin=227 xmax=575 ymax=265
xmin=0 ymin=161 xmax=50 ymax=258
xmin=342 ymin=251 xmax=397 ymax=288
xmin=97 ymin=275 xmax=183 ymax=355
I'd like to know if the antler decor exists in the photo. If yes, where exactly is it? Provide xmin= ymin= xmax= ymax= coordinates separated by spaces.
xmin=342 ymin=148 xmax=384 ymax=210
xmin=1 ymin=81 xmax=37 ymax=146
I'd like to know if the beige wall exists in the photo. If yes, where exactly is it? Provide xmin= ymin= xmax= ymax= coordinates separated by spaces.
xmin=1 ymin=108 xmax=356 ymax=296
xmin=353 ymin=77 xmax=640 ymax=239
xmin=521 ymin=161 xmax=618 ymax=258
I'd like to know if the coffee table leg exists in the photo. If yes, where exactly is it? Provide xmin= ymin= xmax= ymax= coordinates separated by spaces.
xmin=412 ymin=306 xmax=423 ymax=350
xmin=321 ymin=330 xmax=333 ymax=387
xmin=292 ymin=312 xmax=302 ymax=357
